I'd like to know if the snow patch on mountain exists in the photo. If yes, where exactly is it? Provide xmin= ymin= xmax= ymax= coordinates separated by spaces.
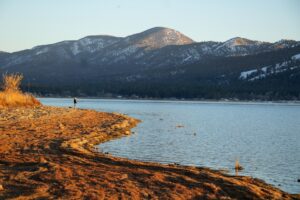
xmin=239 ymin=69 xmax=258 ymax=79
xmin=291 ymin=53 xmax=300 ymax=60
xmin=35 ymin=47 xmax=49 ymax=55
xmin=71 ymin=43 xmax=80 ymax=55
xmin=182 ymin=55 xmax=192 ymax=62
xmin=111 ymin=45 xmax=138 ymax=57
xmin=217 ymin=37 xmax=264 ymax=50
xmin=78 ymin=37 xmax=96 ymax=46
xmin=239 ymin=60 xmax=300 ymax=81
xmin=70 ymin=37 xmax=121 ymax=55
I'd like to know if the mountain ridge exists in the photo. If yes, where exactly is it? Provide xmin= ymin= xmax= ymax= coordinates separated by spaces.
xmin=0 ymin=27 xmax=300 ymax=100
xmin=3 ymin=27 xmax=299 ymax=54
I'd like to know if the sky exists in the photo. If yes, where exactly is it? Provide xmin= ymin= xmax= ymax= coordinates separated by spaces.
xmin=0 ymin=0 xmax=300 ymax=52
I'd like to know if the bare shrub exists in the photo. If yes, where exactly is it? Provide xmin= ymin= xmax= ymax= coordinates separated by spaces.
xmin=2 ymin=73 xmax=23 ymax=92
xmin=0 ymin=73 xmax=41 ymax=107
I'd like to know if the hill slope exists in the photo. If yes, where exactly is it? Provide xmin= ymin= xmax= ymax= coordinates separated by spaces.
xmin=0 ymin=27 xmax=300 ymax=100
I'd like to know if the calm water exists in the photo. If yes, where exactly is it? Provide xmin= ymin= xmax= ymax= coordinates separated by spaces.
xmin=40 ymin=98 xmax=300 ymax=193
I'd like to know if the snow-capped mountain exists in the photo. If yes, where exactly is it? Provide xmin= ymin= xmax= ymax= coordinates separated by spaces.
xmin=0 ymin=27 xmax=299 ymax=100
xmin=1 ymin=27 xmax=299 ymax=69
xmin=213 ymin=37 xmax=270 ymax=56
xmin=30 ymin=35 xmax=122 ymax=58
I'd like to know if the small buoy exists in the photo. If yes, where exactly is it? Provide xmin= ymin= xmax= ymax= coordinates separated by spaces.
xmin=297 ymin=179 xmax=300 ymax=183
xmin=193 ymin=133 xmax=196 ymax=136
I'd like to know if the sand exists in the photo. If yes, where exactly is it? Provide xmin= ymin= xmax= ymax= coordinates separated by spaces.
xmin=0 ymin=106 xmax=299 ymax=199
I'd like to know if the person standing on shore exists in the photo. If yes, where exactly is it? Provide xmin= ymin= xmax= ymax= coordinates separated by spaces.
xmin=73 ymin=97 xmax=77 ymax=108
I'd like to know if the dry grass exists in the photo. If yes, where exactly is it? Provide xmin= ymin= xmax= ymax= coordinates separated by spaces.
xmin=2 ymin=73 xmax=23 ymax=92
xmin=0 ymin=91 xmax=41 ymax=107
xmin=235 ymin=159 xmax=244 ymax=171
xmin=0 ymin=73 xmax=41 ymax=107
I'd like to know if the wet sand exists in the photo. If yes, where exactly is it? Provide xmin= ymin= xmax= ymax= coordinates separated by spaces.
xmin=0 ymin=106 xmax=299 ymax=199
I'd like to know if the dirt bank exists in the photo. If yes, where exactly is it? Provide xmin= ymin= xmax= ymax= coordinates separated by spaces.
xmin=0 ymin=106 xmax=298 ymax=199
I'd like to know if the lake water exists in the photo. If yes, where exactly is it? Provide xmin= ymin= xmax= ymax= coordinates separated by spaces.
xmin=40 ymin=98 xmax=300 ymax=194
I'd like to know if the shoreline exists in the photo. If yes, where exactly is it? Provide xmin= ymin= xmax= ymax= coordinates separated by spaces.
xmin=0 ymin=106 xmax=299 ymax=199
xmin=36 ymin=96 xmax=300 ymax=104
xmin=39 ymin=97 xmax=300 ymax=106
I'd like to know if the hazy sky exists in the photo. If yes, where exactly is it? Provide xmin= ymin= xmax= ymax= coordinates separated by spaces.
xmin=1 ymin=0 xmax=300 ymax=52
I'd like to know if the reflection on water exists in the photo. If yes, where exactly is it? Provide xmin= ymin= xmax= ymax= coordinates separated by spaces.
xmin=40 ymin=98 xmax=300 ymax=194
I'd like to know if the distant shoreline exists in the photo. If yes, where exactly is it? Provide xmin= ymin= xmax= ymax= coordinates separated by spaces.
xmin=38 ymin=96 xmax=300 ymax=105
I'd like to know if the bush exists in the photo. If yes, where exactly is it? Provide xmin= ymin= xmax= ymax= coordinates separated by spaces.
xmin=1 ymin=73 xmax=23 ymax=92
xmin=0 ymin=73 xmax=41 ymax=107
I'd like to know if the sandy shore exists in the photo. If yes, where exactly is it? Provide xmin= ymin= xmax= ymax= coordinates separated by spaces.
xmin=0 ymin=106 xmax=299 ymax=199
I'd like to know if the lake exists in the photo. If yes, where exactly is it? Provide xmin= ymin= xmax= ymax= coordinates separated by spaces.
xmin=40 ymin=98 xmax=300 ymax=194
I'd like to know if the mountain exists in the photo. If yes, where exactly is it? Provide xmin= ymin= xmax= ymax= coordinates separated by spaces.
xmin=118 ymin=27 xmax=194 ymax=49
xmin=0 ymin=27 xmax=300 ymax=100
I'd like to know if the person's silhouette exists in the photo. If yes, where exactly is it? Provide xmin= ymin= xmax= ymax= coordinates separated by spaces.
xmin=73 ymin=97 xmax=77 ymax=108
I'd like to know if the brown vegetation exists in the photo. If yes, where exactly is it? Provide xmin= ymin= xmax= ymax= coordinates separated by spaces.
xmin=0 ymin=73 xmax=41 ymax=107
xmin=0 ymin=106 xmax=299 ymax=199
xmin=235 ymin=159 xmax=244 ymax=171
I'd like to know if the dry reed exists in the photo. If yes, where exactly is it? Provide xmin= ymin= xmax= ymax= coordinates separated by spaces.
xmin=235 ymin=159 xmax=244 ymax=171
xmin=0 ymin=73 xmax=41 ymax=107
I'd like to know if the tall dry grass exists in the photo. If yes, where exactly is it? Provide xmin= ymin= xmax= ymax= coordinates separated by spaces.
xmin=2 ymin=73 xmax=24 ymax=92
xmin=235 ymin=159 xmax=244 ymax=171
xmin=0 ymin=73 xmax=41 ymax=107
